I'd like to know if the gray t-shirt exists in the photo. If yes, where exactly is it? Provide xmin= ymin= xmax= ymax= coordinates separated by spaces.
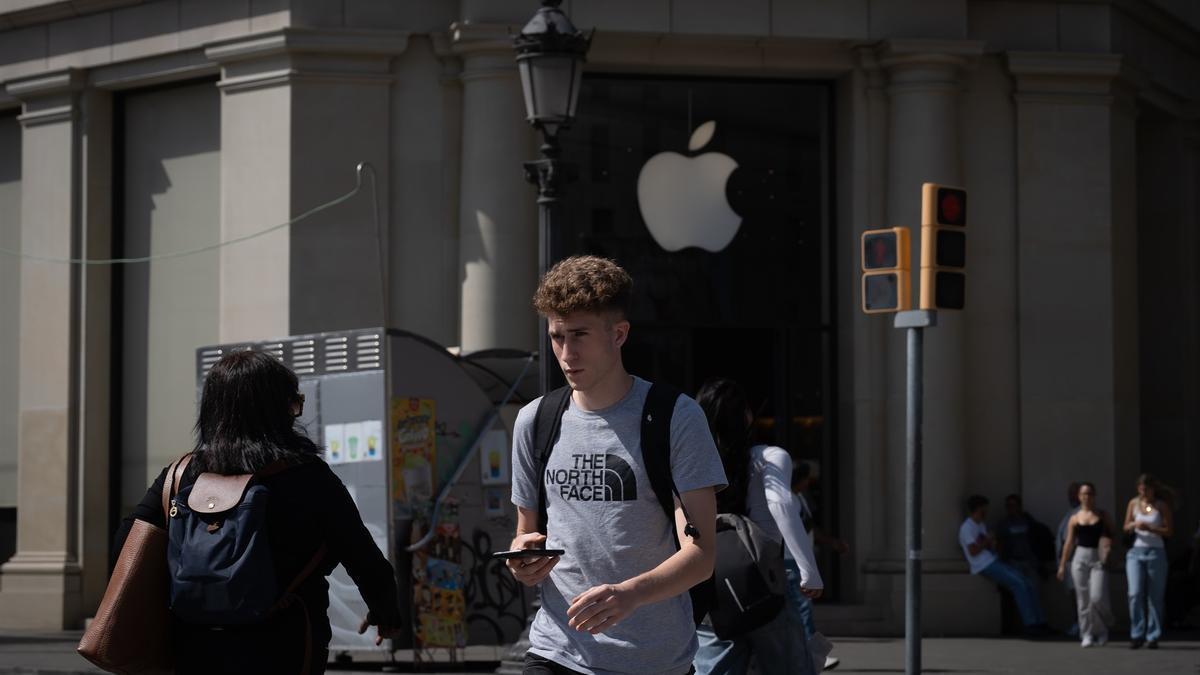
xmin=511 ymin=376 xmax=727 ymax=675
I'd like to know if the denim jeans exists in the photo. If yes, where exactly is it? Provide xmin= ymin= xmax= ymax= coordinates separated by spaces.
xmin=783 ymin=559 xmax=816 ymax=639
xmin=979 ymin=559 xmax=1046 ymax=627
xmin=1126 ymin=546 xmax=1168 ymax=641
xmin=695 ymin=611 xmax=816 ymax=675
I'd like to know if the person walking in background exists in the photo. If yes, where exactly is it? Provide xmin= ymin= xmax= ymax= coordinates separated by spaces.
xmin=1123 ymin=474 xmax=1175 ymax=649
xmin=1057 ymin=483 xmax=1116 ymax=648
xmin=694 ymin=378 xmax=821 ymax=675
xmin=112 ymin=351 xmax=403 ymax=674
xmin=959 ymin=495 xmax=1050 ymax=637
xmin=791 ymin=461 xmax=848 ymax=670
xmin=1056 ymin=481 xmax=1082 ymax=637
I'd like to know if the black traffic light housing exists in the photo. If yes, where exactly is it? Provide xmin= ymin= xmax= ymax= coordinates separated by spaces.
xmin=920 ymin=183 xmax=966 ymax=310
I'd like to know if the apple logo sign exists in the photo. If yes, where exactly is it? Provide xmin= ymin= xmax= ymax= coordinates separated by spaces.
xmin=637 ymin=120 xmax=742 ymax=253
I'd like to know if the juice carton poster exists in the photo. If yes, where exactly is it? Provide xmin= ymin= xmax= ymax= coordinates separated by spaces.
xmin=479 ymin=428 xmax=510 ymax=486
xmin=363 ymin=420 xmax=383 ymax=461
xmin=324 ymin=424 xmax=345 ymax=464
xmin=343 ymin=422 xmax=365 ymax=463
xmin=391 ymin=398 xmax=436 ymax=505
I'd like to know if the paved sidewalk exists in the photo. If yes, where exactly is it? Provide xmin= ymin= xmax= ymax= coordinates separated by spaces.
xmin=2 ymin=631 xmax=1197 ymax=674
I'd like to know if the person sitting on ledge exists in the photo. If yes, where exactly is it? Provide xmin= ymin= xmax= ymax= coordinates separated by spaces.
xmin=959 ymin=494 xmax=1051 ymax=638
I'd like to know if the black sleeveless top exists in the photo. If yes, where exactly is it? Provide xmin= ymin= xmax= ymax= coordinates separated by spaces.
xmin=1076 ymin=520 xmax=1108 ymax=548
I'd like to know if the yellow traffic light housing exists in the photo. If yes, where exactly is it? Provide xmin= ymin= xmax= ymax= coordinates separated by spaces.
xmin=919 ymin=183 xmax=966 ymax=310
xmin=861 ymin=227 xmax=912 ymax=314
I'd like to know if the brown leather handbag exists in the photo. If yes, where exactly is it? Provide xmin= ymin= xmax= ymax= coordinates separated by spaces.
xmin=78 ymin=455 xmax=191 ymax=674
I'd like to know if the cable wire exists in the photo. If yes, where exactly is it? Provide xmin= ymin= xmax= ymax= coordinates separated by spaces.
xmin=0 ymin=163 xmax=377 ymax=266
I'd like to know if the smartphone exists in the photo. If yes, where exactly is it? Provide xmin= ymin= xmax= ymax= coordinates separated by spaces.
xmin=490 ymin=548 xmax=565 ymax=560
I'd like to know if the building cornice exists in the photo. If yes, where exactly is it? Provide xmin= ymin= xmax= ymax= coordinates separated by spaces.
xmin=1007 ymin=52 xmax=1139 ymax=114
xmin=4 ymin=68 xmax=82 ymax=100
xmin=205 ymin=27 xmax=411 ymax=65
xmin=0 ymin=0 xmax=139 ymax=31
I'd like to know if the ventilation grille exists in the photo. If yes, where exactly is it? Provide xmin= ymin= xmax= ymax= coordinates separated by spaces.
xmin=196 ymin=329 xmax=386 ymax=383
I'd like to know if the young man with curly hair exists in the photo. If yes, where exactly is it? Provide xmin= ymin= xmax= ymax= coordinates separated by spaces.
xmin=507 ymin=255 xmax=727 ymax=675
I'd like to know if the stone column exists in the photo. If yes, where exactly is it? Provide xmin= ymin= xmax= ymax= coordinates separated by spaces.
xmin=205 ymin=28 xmax=409 ymax=341
xmin=451 ymin=24 xmax=538 ymax=353
xmin=863 ymin=39 xmax=990 ymax=635
xmin=1006 ymin=52 xmax=1140 ymax=524
xmin=0 ymin=69 xmax=84 ymax=629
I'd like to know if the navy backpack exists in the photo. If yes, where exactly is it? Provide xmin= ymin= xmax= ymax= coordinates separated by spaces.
xmin=165 ymin=457 xmax=325 ymax=625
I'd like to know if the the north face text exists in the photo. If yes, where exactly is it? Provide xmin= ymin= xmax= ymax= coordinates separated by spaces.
xmin=546 ymin=453 xmax=638 ymax=502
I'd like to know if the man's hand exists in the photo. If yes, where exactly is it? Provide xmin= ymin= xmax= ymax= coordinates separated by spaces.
xmin=506 ymin=532 xmax=560 ymax=587
xmin=357 ymin=614 xmax=403 ymax=646
xmin=802 ymin=587 xmax=823 ymax=599
xmin=567 ymin=582 xmax=640 ymax=634
xmin=832 ymin=539 xmax=850 ymax=556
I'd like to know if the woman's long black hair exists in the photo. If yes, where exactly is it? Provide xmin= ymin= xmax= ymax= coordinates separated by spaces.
xmin=696 ymin=378 xmax=753 ymax=515
xmin=192 ymin=350 xmax=321 ymax=474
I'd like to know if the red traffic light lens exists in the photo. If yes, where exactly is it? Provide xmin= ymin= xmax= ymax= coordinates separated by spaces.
xmin=937 ymin=188 xmax=966 ymax=226
xmin=862 ymin=232 xmax=898 ymax=269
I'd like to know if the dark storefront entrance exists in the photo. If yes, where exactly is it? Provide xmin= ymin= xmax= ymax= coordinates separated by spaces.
xmin=557 ymin=75 xmax=839 ymax=594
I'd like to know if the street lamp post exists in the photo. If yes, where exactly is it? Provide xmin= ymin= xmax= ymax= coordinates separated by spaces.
xmin=495 ymin=5 xmax=589 ymax=673
xmin=514 ymin=0 xmax=591 ymax=396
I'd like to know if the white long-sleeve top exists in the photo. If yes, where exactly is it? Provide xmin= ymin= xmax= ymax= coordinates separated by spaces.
xmin=744 ymin=445 xmax=824 ymax=590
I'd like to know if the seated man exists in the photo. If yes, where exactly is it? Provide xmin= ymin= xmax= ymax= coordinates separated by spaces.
xmin=960 ymin=495 xmax=1049 ymax=637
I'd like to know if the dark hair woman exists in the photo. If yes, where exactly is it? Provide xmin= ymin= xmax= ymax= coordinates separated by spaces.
xmin=693 ymin=378 xmax=822 ymax=675
xmin=111 ymin=350 xmax=402 ymax=674
xmin=1057 ymin=482 xmax=1116 ymax=647
xmin=1123 ymin=473 xmax=1175 ymax=649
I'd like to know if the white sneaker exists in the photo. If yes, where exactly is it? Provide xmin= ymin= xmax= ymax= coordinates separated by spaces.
xmin=823 ymin=656 xmax=840 ymax=671
xmin=1081 ymin=635 xmax=1094 ymax=648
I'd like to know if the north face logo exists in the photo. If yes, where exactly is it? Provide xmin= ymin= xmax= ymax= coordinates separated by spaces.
xmin=546 ymin=453 xmax=638 ymax=502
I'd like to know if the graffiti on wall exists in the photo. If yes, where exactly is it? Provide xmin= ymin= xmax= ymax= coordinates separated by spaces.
xmin=461 ymin=528 xmax=531 ymax=644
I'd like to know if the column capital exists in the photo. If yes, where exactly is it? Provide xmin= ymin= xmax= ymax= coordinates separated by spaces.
xmin=5 ymin=68 xmax=82 ymax=127
xmin=1006 ymin=51 xmax=1139 ymax=111
xmin=449 ymin=22 xmax=519 ymax=83
xmin=204 ymin=28 xmax=410 ymax=93
xmin=872 ymin=39 xmax=983 ymax=95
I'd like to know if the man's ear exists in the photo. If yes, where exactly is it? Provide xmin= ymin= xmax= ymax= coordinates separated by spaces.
xmin=612 ymin=319 xmax=630 ymax=349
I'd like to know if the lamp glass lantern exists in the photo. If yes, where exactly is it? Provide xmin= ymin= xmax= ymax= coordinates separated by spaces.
xmin=514 ymin=0 xmax=591 ymax=137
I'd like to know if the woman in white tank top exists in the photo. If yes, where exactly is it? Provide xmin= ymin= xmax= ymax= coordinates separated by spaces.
xmin=1122 ymin=474 xmax=1175 ymax=649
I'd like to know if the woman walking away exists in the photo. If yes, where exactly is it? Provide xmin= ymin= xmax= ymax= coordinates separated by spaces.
xmin=1123 ymin=474 xmax=1174 ymax=649
xmin=112 ymin=350 xmax=402 ymax=674
xmin=694 ymin=378 xmax=822 ymax=675
xmin=1058 ymin=483 xmax=1116 ymax=647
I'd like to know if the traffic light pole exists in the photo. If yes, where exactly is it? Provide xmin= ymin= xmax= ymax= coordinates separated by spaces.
xmin=894 ymin=309 xmax=936 ymax=675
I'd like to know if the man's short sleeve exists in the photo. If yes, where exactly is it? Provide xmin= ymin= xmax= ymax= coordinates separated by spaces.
xmin=958 ymin=520 xmax=974 ymax=556
xmin=510 ymin=399 xmax=540 ymax=511
xmin=668 ymin=394 xmax=728 ymax=493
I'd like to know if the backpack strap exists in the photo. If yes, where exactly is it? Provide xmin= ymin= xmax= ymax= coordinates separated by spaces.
xmin=641 ymin=383 xmax=700 ymax=547
xmin=534 ymin=386 xmax=573 ymax=534
xmin=160 ymin=453 xmax=194 ymax=523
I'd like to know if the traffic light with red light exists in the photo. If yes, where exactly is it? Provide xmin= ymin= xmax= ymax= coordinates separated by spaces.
xmin=861 ymin=227 xmax=911 ymax=314
xmin=920 ymin=183 xmax=967 ymax=310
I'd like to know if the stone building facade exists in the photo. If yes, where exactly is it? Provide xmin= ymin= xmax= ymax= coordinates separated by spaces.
xmin=0 ymin=0 xmax=1197 ymax=636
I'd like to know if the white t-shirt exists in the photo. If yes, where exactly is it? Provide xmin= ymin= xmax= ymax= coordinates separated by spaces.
xmin=744 ymin=445 xmax=823 ymax=589
xmin=959 ymin=517 xmax=997 ymax=574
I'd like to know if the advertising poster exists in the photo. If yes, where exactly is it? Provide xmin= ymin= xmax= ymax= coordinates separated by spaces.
xmin=343 ymin=422 xmax=365 ymax=463
xmin=411 ymin=500 xmax=465 ymax=650
xmin=363 ymin=420 xmax=383 ymax=461
xmin=479 ymin=428 xmax=510 ymax=486
xmin=391 ymin=398 xmax=437 ymax=505
xmin=324 ymin=424 xmax=345 ymax=464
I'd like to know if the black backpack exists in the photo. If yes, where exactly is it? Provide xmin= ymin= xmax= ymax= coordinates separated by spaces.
xmin=707 ymin=513 xmax=786 ymax=639
xmin=534 ymin=382 xmax=712 ymax=625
